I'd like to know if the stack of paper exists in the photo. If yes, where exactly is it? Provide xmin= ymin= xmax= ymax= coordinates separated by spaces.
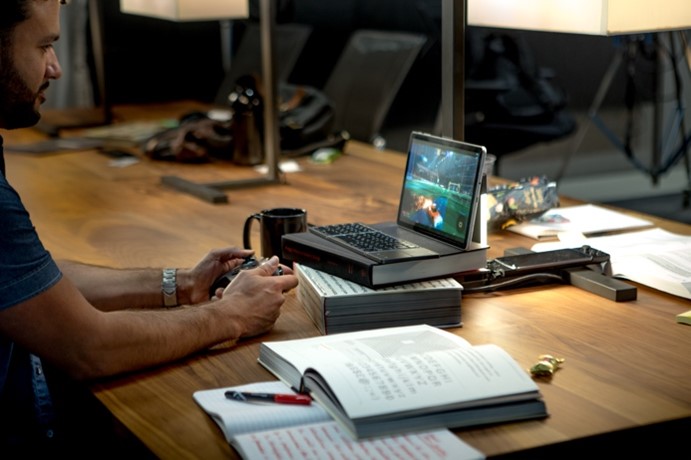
xmin=295 ymin=263 xmax=463 ymax=334
xmin=507 ymin=204 xmax=653 ymax=240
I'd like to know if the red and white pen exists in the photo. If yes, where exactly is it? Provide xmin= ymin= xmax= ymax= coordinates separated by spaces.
xmin=225 ymin=390 xmax=312 ymax=405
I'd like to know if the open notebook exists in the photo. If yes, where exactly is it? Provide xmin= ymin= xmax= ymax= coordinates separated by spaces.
xmin=309 ymin=131 xmax=487 ymax=263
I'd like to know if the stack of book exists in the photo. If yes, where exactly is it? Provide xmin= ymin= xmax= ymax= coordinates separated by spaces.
xmin=295 ymin=263 xmax=463 ymax=334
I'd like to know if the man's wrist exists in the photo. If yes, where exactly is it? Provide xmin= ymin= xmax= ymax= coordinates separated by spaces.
xmin=162 ymin=268 xmax=178 ymax=308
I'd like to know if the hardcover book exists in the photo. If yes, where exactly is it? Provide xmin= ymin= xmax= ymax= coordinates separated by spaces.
xmin=258 ymin=324 xmax=548 ymax=439
xmin=295 ymin=263 xmax=463 ymax=334
xmin=283 ymin=222 xmax=488 ymax=288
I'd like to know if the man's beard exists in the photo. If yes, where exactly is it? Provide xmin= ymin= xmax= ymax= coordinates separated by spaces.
xmin=0 ymin=55 xmax=43 ymax=129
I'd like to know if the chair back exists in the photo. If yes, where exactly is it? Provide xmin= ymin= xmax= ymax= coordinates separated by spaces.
xmin=214 ymin=23 xmax=312 ymax=106
xmin=323 ymin=30 xmax=426 ymax=144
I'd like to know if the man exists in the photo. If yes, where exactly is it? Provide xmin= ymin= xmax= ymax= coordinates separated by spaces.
xmin=0 ymin=0 xmax=298 ymax=453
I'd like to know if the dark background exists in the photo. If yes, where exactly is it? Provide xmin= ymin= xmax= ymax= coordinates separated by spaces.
xmin=98 ymin=0 xmax=655 ymax=150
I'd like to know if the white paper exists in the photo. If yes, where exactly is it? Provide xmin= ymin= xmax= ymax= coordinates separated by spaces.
xmin=233 ymin=421 xmax=485 ymax=460
xmin=195 ymin=380 xmax=486 ymax=460
xmin=507 ymin=204 xmax=653 ymax=239
xmin=193 ymin=381 xmax=332 ymax=443
xmin=531 ymin=228 xmax=691 ymax=300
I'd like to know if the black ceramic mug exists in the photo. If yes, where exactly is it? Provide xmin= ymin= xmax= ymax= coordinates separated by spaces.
xmin=243 ymin=208 xmax=308 ymax=264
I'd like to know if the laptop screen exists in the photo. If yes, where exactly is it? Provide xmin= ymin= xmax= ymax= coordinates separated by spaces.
xmin=397 ymin=132 xmax=487 ymax=250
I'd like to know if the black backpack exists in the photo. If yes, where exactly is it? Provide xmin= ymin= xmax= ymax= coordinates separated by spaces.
xmin=464 ymin=32 xmax=576 ymax=155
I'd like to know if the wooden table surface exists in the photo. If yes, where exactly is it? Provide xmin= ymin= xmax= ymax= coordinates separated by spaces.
xmin=3 ymin=102 xmax=690 ymax=458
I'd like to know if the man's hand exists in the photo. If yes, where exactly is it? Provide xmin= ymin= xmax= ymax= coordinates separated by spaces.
xmin=215 ymin=256 xmax=298 ymax=338
xmin=178 ymin=247 xmax=255 ymax=305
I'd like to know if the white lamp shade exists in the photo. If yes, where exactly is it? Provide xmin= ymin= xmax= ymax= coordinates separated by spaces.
xmin=120 ymin=0 xmax=249 ymax=21
xmin=468 ymin=0 xmax=691 ymax=35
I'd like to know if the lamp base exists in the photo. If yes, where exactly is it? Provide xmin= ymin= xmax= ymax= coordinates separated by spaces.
xmin=161 ymin=174 xmax=285 ymax=204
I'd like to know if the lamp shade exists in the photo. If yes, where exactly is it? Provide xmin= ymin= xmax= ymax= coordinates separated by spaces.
xmin=468 ymin=0 xmax=691 ymax=35
xmin=119 ymin=0 xmax=249 ymax=21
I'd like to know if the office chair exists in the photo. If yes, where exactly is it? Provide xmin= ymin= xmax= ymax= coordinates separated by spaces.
xmin=214 ymin=22 xmax=312 ymax=107
xmin=321 ymin=29 xmax=427 ymax=144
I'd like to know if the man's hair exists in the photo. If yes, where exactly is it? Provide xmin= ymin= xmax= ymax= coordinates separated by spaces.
xmin=0 ymin=1 xmax=67 ymax=45
xmin=0 ymin=1 xmax=31 ymax=42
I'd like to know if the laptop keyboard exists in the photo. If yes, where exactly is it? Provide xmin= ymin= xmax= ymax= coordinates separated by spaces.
xmin=309 ymin=222 xmax=420 ymax=254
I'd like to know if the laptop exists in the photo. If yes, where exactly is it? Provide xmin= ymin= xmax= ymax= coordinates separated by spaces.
xmin=309 ymin=131 xmax=487 ymax=263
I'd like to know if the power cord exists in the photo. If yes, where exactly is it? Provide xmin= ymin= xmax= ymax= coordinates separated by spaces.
xmin=463 ymin=272 xmax=565 ymax=293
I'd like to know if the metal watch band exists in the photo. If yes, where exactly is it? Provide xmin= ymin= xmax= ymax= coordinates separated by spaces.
xmin=162 ymin=268 xmax=178 ymax=308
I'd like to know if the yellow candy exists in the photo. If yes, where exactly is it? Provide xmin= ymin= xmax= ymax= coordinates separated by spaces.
xmin=530 ymin=354 xmax=565 ymax=377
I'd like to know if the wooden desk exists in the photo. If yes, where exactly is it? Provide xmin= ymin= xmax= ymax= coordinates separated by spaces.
xmin=3 ymin=102 xmax=690 ymax=458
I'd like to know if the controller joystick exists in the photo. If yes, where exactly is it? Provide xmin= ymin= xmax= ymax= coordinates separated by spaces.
xmin=209 ymin=257 xmax=283 ymax=297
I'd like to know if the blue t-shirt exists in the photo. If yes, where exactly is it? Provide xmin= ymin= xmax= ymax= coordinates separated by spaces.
xmin=0 ymin=138 xmax=62 ymax=445
xmin=0 ymin=142 xmax=62 ymax=310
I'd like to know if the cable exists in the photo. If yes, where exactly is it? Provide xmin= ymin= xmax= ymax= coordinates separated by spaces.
xmin=463 ymin=272 xmax=565 ymax=293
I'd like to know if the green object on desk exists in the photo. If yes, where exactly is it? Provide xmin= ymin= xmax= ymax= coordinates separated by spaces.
xmin=310 ymin=147 xmax=342 ymax=164
xmin=676 ymin=310 xmax=691 ymax=325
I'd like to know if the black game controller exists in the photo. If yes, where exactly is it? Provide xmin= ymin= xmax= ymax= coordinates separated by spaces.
xmin=209 ymin=257 xmax=283 ymax=297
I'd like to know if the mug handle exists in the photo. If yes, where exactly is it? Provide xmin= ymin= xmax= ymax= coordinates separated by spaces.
xmin=243 ymin=213 xmax=261 ymax=249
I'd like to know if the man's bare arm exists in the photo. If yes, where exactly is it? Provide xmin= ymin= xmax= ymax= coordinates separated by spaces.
xmin=0 ymin=257 xmax=297 ymax=380
xmin=57 ymin=247 xmax=256 ymax=311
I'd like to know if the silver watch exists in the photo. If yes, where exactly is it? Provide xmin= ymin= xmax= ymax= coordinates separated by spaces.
xmin=162 ymin=268 xmax=178 ymax=308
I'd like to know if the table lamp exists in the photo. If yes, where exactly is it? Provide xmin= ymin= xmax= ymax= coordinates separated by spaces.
xmin=120 ymin=0 xmax=248 ymax=20
xmin=120 ymin=0 xmax=283 ymax=203
xmin=440 ymin=0 xmax=691 ymax=183
xmin=467 ymin=0 xmax=691 ymax=36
